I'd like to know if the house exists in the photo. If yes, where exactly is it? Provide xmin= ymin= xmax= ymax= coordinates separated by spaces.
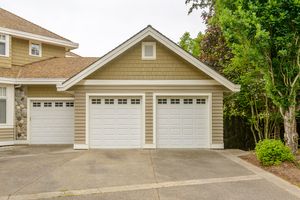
xmin=0 ymin=8 xmax=240 ymax=149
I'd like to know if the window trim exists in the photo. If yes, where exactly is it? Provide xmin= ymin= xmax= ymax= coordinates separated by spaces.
xmin=0 ymin=34 xmax=10 ymax=57
xmin=29 ymin=41 xmax=42 ymax=57
xmin=0 ymin=85 xmax=14 ymax=128
xmin=141 ymin=42 xmax=156 ymax=60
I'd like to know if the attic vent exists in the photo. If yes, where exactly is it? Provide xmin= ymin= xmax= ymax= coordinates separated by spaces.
xmin=142 ymin=42 xmax=156 ymax=60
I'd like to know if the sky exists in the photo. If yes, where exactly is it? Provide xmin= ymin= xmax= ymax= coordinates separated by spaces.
xmin=0 ymin=0 xmax=206 ymax=57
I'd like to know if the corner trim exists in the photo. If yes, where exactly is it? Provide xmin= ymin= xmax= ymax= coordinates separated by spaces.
xmin=143 ymin=144 xmax=156 ymax=149
xmin=211 ymin=144 xmax=224 ymax=149
xmin=73 ymin=144 xmax=89 ymax=150
xmin=14 ymin=140 xmax=29 ymax=145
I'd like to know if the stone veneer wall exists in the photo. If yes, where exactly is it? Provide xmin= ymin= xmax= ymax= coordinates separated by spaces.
xmin=15 ymin=85 xmax=27 ymax=140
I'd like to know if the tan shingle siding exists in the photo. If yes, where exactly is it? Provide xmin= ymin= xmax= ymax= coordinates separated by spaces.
xmin=27 ymin=85 xmax=74 ymax=98
xmin=73 ymin=85 xmax=226 ymax=145
xmin=12 ymin=38 xmax=65 ymax=66
xmin=212 ymin=92 xmax=223 ymax=144
xmin=0 ymin=128 xmax=14 ymax=141
xmin=86 ymin=39 xmax=212 ymax=80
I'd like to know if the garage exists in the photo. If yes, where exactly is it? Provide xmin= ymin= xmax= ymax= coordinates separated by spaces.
xmin=30 ymin=100 xmax=74 ymax=144
xmin=156 ymin=96 xmax=210 ymax=148
xmin=89 ymin=97 xmax=143 ymax=148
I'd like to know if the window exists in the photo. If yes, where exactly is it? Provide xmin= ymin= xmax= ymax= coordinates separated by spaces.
xmin=66 ymin=102 xmax=74 ymax=107
xmin=171 ymin=99 xmax=180 ymax=104
xmin=32 ymin=102 xmax=41 ymax=107
xmin=105 ymin=99 xmax=114 ymax=104
xmin=0 ymin=34 xmax=9 ymax=57
xmin=0 ymin=87 xmax=6 ymax=123
xmin=196 ymin=99 xmax=206 ymax=104
xmin=131 ymin=99 xmax=141 ymax=104
xmin=118 ymin=99 xmax=127 ymax=104
xmin=55 ymin=102 xmax=63 ymax=107
xmin=158 ymin=99 xmax=167 ymax=104
xmin=91 ymin=99 xmax=101 ymax=104
xmin=44 ymin=102 xmax=52 ymax=107
xmin=142 ymin=42 xmax=156 ymax=60
xmin=183 ymin=99 xmax=193 ymax=104
xmin=29 ymin=42 xmax=42 ymax=57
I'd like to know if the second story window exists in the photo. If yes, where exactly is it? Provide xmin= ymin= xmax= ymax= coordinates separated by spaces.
xmin=29 ymin=42 xmax=42 ymax=57
xmin=0 ymin=34 xmax=9 ymax=57
xmin=142 ymin=42 xmax=156 ymax=60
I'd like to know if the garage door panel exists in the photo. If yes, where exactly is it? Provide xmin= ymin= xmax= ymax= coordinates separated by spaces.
xmin=30 ymin=100 xmax=74 ymax=144
xmin=89 ymin=97 xmax=142 ymax=148
xmin=157 ymin=97 xmax=209 ymax=148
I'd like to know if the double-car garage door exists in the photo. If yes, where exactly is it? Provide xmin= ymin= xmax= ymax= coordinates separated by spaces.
xmin=88 ymin=96 xmax=209 ymax=148
xmin=29 ymin=96 xmax=209 ymax=148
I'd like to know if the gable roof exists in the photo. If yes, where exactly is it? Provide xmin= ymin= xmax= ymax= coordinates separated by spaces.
xmin=57 ymin=25 xmax=240 ymax=92
xmin=0 ymin=57 xmax=99 ymax=83
xmin=0 ymin=8 xmax=78 ymax=49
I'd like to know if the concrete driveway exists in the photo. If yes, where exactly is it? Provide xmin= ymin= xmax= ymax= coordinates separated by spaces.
xmin=0 ymin=146 xmax=299 ymax=200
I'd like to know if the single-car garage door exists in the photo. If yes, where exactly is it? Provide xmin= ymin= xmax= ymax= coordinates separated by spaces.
xmin=156 ymin=97 xmax=209 ymax=148
xmin=30 ymin=100 xmax=74 ymax=144
xmin=89 ymin=97 xmax=142 ymax=148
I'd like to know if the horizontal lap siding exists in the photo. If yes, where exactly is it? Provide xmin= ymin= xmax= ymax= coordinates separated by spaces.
xmin=86 ymin=38 xmax=212 ymax=80
xmin=212 ymin=92 xmax=223 ymax=144
xmin=12 ymin=38 xmax=65 ymax=66
xmin=0 ymin=128 xmax=14 ymax=141
xmin=145 ymin=92 xmax=153 ymax=144
xmin=72 ymin=85 xmax=226 ymax=145
xmin=27 ymin=85 xmax=74 ymax=97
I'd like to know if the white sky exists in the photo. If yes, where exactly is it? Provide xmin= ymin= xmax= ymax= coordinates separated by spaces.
xmin=0 ymin=0 xmax=206 ymax=57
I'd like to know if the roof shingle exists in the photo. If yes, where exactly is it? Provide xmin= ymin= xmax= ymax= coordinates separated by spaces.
xmin=0 ymin=8 xmax=72 ymax=42
xmin=0 ymin=57 xmax=99 ymax=79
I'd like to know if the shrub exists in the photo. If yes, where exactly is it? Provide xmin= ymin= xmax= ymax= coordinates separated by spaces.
xmin=255 ymin=139 xmax=295 ymax=166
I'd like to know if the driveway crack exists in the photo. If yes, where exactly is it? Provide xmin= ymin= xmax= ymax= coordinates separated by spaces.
xmin=148 ymin=150 xmax=161 ymax=200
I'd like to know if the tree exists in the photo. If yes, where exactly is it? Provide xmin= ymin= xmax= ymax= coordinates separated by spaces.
xmin=186 ymin=0 xmax=299 ymax=153
xmin=179 ymin=32 xmax=202 ymax=56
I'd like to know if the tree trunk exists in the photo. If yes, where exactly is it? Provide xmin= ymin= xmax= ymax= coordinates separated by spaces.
xmin=283 ymin=105 xmax=299 ymax=155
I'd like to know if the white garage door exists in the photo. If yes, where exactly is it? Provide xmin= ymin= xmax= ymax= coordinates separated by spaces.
xmin=89 ymin=97 xmax=142 ymax=148
xmin=156 ymin=97 xmax=209 ymax=148
xmin=30 ymin=100 xmax=74 ymax=144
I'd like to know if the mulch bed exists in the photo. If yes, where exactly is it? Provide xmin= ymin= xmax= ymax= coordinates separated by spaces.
xmin=240 ymin=152 xmax=300 ymax=187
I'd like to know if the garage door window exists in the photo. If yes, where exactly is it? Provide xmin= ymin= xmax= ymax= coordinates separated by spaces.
xmin=196 ymin=99 xmax=206 ymax=104
xmin=158 ymin=99 xmax=167 ymax=104
xmin=32 ymin=102 xmax=41 ymax=107
xmin=171 ymin=99 xmax=180 ymax=104
xmin=183 ymin=99 xmax=193 ymax=104
xmin=55 ymin=102 xmax=63 ymax=107
xmin=91 ymin=99 xmax=101 ymax=104
xmin=66 ymin=102 xmax=74 ymax=107
xmin=105 ymin=99 xmax=114 ymax=104
xmin=118 ymin=99 xmax=127 ymax=104
xmin=131 ymin=99 xmax=141 ymax=104
xmin=44 ymin=102 xmax=52 ymax=107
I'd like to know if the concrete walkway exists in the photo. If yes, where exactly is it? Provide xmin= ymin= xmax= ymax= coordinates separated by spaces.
xmin=0 ymin=146 xmax=299 ymax=200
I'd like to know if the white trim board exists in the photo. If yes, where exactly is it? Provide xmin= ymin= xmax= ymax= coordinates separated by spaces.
xmin=0 ymin=77 xmax=65 ymax=85
xmin=57 ymin=26 xmax=240 ymax=92
xmin=0 ymin=27 xmax=78 ymax=49
xmin=0 ymin=141 xmax=14 ymax=146
xmin=77 ymin=80 xmax=221 ymax=86
xmin=85 ymin=93 xmax=146 ymax=149
xmin=152 ymin=93 xmax=212 ymax=149
xmin=26 ymin=97 xmax=75 ymax=144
